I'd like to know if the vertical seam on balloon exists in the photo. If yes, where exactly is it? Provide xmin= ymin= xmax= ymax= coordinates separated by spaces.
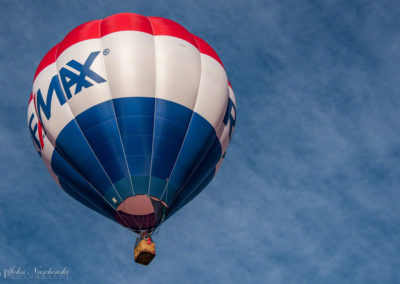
xmin=50 ymin=118 xmax=136 ymax=232
xmin=42 ymin=120 xmax=122 ymax=220
xmin=98 ymin=19 xmax=136 ymax=198
xmin=145 ymin=17 xmax=158 ymax=233
xmin=169 ymin=74 xmax=232 ymax=199
xmin=38 ymin=121 xmax=119 ymax=215
xmin=53 ymin=152 xmax=126 ymax=226
xmin=167 ymin=140 xmax=221 ymax=215
xmin=166 ymin=91 xmax=229 ymax=208
xmin=39 ymin=116 xmax=120 ymax=216
xmin=158 ymin=33 xmax=202 ymax=205
xmin=57 ymin=175 xmax=115 ymax=219
xmin=52 ymin=37 xmax=126 ymax=208
xmin=146 ymin=17 xmax=157 ymax=202
xmin=167 ymin=170 xmax=214 ymax=217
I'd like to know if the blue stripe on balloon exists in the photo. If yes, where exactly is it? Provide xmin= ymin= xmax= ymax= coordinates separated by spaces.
xmin=75 ymin=101 xmax=130 ymax=186
xmin=165 ymin=112 xmax=217 ymax=203
xmin=51 ymin=148 xmax=117 ymax=216
xmin=52 ymin=97 xmax=223 ymax=215
xmin=149 ymin=99 xmax=192 ymax=198
xmin=164 ymin=135 xmax=223 ymax=206
xmin=113 ymin=97 xmax=155 ymax=194
xmin=60 ymin=179 xmax=115 ymax=221
xmin=55 ymin=119 xmax=114 ymax=196
xmin=113 ymin=97 xmax=154 ymax=176
xmin=166 ymin=169 xmax=216 ymax=220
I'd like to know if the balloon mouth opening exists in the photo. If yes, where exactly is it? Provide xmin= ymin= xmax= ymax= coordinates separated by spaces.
xmin=114 ymin=195 xmax=167 ymax=233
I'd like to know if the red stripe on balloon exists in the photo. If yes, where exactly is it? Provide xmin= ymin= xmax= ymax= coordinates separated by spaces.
xmin=34 ymin=20 xmax=101 ymax=81
xmin=33 ymin=93 xmax=38 ymax=117
xmin=56 ymin=20 xmax=101 ymax=58
xmin=101 ymin=13 xmax=153 ymax=36
xmin=192 ymin=34 xmax=224 ymax=68
xmin=148 ymin=17 xmax=198 ymax=49
xmin=38 ymin=120 xmax=44 ymax=149
xmin=33 ymin=44 xmax=59 ymax=81
xmin=33 ymin=13 xmax=226 ymax=81
xmin=32 ymin=92 xmax=44 ymax=149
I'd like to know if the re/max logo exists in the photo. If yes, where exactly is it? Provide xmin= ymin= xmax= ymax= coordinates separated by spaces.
xmin=35 ymin=51 xmax=106 ymax=123
xmin=29 ymin=51 xmax=106 ymax=153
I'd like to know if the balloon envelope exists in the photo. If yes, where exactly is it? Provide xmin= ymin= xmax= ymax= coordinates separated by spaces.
xmin=27 ymin=13 xmax=236 ymax=233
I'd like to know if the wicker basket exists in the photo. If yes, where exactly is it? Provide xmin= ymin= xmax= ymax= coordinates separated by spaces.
xmin=134 ymin=240 xmax=156 ymax=265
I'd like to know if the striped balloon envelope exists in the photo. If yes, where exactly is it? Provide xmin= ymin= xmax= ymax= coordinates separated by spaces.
xmin=27 ymin=13 xmax=236 ymax=234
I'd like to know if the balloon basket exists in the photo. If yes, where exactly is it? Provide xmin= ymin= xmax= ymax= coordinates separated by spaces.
xmin=134 ymin=239 xmax=156 ymax=265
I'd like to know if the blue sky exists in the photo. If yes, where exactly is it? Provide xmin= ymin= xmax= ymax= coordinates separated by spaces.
xmin=1 ymin=0 xmax=400 ymax=283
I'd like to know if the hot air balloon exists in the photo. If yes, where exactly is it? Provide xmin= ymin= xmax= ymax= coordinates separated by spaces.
xmin=27 ymin=13 xmax=236 ymax=265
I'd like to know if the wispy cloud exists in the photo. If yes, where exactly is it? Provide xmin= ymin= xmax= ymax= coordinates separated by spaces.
xmin=0 ymin=0 xmax=399 ymax=283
